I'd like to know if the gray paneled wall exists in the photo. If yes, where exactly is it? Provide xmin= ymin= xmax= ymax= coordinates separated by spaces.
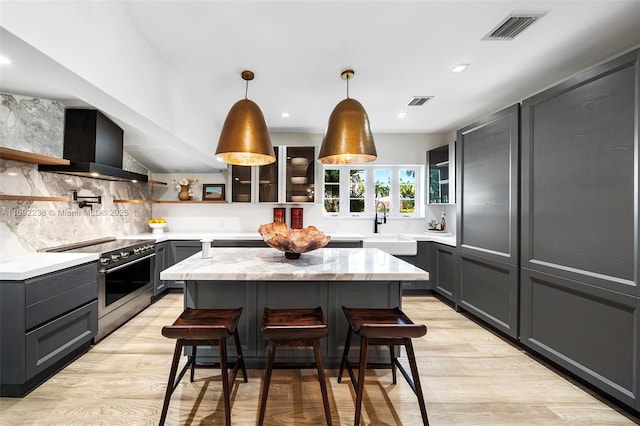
xmin=520 ymin=49 xmax=639 ymax=410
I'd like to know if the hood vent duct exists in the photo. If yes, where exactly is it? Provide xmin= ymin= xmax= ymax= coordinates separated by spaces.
xmin=39 ymin=109 xmax=148 ymax=182
xmin=483 ymin=13 xmax=546 ymax=40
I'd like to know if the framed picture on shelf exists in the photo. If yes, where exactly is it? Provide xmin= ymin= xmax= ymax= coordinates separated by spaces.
xmin=202 ymin=184 xmax=225 ymax=201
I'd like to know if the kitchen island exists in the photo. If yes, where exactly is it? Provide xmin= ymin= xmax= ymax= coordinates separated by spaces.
xmin=160 ymin=247 xmax=428 ymax=367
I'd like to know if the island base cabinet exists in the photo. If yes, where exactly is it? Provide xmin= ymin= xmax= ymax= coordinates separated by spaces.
xmin=184 ymin=280 xmax=402 ymax=368
xmin=520 ymin=268 xmax=639 ymax=411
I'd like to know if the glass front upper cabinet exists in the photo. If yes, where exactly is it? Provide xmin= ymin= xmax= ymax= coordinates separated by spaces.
xmin=285 ymin=146 xmax=315 ymax=203
xmin=230 ymin=146 xmax=314 ymax=203
xmin=427 ymin=142 xmax=455 ymax=204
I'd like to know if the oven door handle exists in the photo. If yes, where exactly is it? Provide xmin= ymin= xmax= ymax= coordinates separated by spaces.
xmin=100 ymin=253 xmax=155 ymax=273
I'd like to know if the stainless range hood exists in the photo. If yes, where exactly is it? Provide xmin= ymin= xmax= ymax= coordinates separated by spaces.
xmin=39 ymin=109 xmax=148 ymax=182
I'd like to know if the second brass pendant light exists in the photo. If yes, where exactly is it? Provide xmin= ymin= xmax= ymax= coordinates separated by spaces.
xmin=215 ymin=69 xmax=377 ymax=166
xmin=318 ymin=69 xmax=377 ymax=164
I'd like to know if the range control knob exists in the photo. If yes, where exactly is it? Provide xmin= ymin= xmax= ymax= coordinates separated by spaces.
xmin=100 ymin=257 xmax=110 ymax=266
xmin=121 ymin=251 xmax=130 ymax=259
xmin=111 ymin=253 xmax=121 ymax=261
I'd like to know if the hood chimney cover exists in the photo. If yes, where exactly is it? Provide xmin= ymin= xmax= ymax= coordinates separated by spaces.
xmin=39 ymin=109 xmax=148 ymax=182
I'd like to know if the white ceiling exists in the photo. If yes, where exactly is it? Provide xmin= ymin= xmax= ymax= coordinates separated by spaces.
xmin=1 ymin=1 xmax=639 ymax=173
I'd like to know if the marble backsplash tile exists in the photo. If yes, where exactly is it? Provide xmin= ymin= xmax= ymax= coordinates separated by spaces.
xmin=1 ymin=159 xmax=152 ymax=256
xmin=1 ymin=93 xmax=64 ymax=157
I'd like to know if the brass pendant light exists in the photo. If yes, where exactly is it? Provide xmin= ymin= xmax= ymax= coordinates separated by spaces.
xmin=318 ymin=69 xmax=377 ymax=164
xmin=215 ymin=70 xmax=276 ymax=166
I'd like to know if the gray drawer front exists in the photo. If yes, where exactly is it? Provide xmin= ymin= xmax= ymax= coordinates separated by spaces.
xmin=25 ymin=263 xmax=97 ymax=330
xmin=25 ymin=262 xmax=97 ymax=305
xmin=25 ymin=301 xmax=97 ymax=380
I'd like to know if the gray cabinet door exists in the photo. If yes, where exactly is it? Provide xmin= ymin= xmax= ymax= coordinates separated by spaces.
xmin=169 ymin=241 xmax=202 ymax=289
xmin=521 ymin=49 xmax=640 ymax=411
xmin=153 ymin=242 xmax=169 ymax=295
xmin=433 ymin=243 xmax=456 ymax=303
xmin=456 ymin=104 xmax=520 ymax=338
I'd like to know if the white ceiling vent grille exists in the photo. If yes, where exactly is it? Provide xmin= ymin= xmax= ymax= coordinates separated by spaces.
xmin=406 ymin=96 xmax=433 ymax=107
xmin=483 ymin=13 xmax=546 ymax=40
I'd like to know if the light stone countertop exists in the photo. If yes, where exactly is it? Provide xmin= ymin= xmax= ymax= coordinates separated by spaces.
xmin=160 ymin=247 xmax=429 ymax=282
xmin=0 ymin=252 xmax=98 ymax=281
xmin=122 ymin=231 xmax=457 ymax=247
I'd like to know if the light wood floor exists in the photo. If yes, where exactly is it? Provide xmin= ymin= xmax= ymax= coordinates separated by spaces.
xmin=1 ymin=293 xmax=638 ymax=425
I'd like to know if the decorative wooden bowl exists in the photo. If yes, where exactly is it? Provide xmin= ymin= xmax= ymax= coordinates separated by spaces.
xmin=258 ymin=222 xmax=331 ymax=259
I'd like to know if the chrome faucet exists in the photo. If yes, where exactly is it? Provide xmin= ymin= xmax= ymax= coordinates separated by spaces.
xmin=374 ymin=201 xmax=387 ymax=233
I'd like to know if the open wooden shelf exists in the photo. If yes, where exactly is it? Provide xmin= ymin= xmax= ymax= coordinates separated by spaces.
xmin=0 ymin=147 xmax=70 ymax=165
xmin=114 ymin=199 xmax=228 ymax=204
xmin=0 ymin=195 xmax=70 ymax=202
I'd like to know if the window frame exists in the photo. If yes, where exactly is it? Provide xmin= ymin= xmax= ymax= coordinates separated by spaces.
xmin=321 ymin=164 xmax=424 ymax=218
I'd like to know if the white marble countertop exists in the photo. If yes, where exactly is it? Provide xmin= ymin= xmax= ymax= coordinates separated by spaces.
xmin=123 ymin=231 xmax=457 ymax=247
xmin=0 ymin=252 xmax=98 ymax=281
xmin=160 ymin=247 xmax=429 ymax=281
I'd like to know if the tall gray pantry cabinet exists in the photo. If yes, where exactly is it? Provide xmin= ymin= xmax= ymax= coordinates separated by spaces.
xmin=519 ymin=49 xmax=639 ymax=411
xmin=454 ymin=48 xmax=639 ymax=412
xmin=456 ymin=104 xmax=520 ymax=339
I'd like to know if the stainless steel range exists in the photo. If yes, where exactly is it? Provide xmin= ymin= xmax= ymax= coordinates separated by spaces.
xmin=43 ymin=237 xmax=155 ymax=341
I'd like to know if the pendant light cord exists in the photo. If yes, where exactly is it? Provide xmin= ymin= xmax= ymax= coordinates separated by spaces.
xmin=346 ymin=76 xmax=350 ymax=99
xmin=245 ymin=79 xmax=249 ymax=99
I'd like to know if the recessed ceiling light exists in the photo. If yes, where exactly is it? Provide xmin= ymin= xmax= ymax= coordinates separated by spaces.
xmin=0 ymin=56 xmax=11 ymax=65
xmin=451 ymin=64 xmax=469 ymax=73
xmin=398 ymin=112 xmax=407 ymax=118
xmin=281 ymin=112 xmax=290 ymax=118
xmin=7 ymin=172 xmax=18 ymax=176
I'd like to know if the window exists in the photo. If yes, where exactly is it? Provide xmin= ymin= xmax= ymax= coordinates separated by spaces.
xmin=322 ymin=165 xmax=423 ymax=217
xmin=399 ymin=169 xmax=416 ymax=214
xmin=374 ymin=169 xmax=391 ymax=213
xmin=323 ymin=169 xmax=340 ymax=213
xmin=349 ymin=169 xmax=366 ymax=213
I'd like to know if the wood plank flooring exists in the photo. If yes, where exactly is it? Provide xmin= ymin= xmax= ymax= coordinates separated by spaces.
xmin=1 ymin=293 xmax=638 ymax=425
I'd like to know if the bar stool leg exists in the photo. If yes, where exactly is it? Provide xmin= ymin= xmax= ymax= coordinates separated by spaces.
xmin=258 ymin=339 xmax=277 ymax=426
xmin=233 ymin=330 xmax=248 ymax=382
xmin=337 ymin=327 xmax=353 ymax=383
xmin=312 ymin=339 xmax=333 ymax=426
xmin=405 ymin=339 xmax=429 ymax=425
xmin=219 ymin=338 xmax=231 ymax=426
xmin=190 ymin=345 xmax=197 ymax=382
xmin=389 ymin=345 xmax=397 ymax=385
xmin=354 ymin=337 xmax=369 ymax=426
xmin=160 ymin=340 xmax=183 ymax=426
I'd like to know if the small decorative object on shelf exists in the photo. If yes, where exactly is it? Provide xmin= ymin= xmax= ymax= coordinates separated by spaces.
xmin=440 ymin=211 xmax=446 ymax=231
xmin=148 ymin=218 xmax=167 ymax=233
xmin=291 ymin=207 xmax=303 ymax=229
xmin=258 ymin=222 xmax=330 ymax=259
xmin=202 ymin=183 xmax=225 ymax=201
xmin=273 ymin=207 xmax=286 ymax=224
xmin=172 ymin=177 xmax=200 ymax=201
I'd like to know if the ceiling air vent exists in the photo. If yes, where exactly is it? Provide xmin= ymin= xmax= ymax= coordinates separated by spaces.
xmin=483 ymin=13 xmax=546 ymax=40
xmin=406 ymin=96 xmax=433 ymax=107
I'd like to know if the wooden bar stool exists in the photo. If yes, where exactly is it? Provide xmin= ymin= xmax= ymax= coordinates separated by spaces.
xmin=160 ymin=308 xmax=247 ymax=426
xmin=338 ymin=306 xmax=429 ymax=426
xmin=258 ymin=307 xmax=333 ymax=426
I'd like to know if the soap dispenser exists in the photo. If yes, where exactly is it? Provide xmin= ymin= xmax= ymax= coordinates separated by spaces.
xmin=440 ymin=212 xmax=446 ymax=232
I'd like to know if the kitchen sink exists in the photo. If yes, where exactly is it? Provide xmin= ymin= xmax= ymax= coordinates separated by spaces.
xmin=362 ymin=234 xmax=417 ymax=255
